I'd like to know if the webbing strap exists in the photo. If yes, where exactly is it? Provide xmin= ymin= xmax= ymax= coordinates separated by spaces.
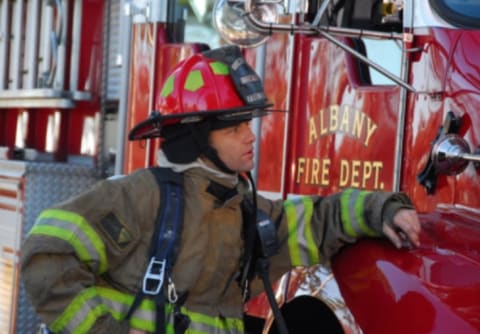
xmin=125 ymin=168 xmax=184 ymax=334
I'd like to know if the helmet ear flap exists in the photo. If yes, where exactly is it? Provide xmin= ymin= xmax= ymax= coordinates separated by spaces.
xmin=161 ymin=122 xmax=211 ymax=164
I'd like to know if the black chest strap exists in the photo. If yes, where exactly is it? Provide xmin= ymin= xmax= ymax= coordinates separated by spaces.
xmin=125 ymin=167 xmax=187 ymax=334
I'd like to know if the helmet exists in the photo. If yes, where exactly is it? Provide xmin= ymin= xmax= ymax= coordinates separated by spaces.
xmin=128 ymin=45 xmax=272 ymax=141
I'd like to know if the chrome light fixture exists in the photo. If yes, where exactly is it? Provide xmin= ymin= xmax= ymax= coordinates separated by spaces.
xmin=212 ymin=0 xmax=280 ymax=48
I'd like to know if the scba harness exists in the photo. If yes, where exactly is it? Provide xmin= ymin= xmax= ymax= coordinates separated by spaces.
xmin=125 ymin=167 xmax=286 ymax=334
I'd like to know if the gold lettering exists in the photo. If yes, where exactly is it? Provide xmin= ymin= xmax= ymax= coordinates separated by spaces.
xmin=305 ymin=157 xmax=310 ymax=184
xmin=321 ymin=159 xmax=330 ymax=186
xmin=329 ymin=105 xmax=339 ymax=132
xmin=364 ymin=118 xmax=377 ymax=146
xmin=311 ymin=158 xmax=320 ymax=185
xmin=320 ymin=109 xmax=328 ymax=135
xmin=338 ymin=159 xmax=384 ymax=189
xmin=307 ymin=105 xmax=378 ymax=146
xmin=339 ymin=105 xmax=350 ymax=132
xmin=339 ymin=160 xmax=349 ymax=187
xmin=309 ymin=116 xmax=318 ymax=145
xmin=372 ymin=161 xmax=383 ymax=189
xmin=352 ymin=110 xmax=365 ymax=139
xmin=362 ymin=161 xmax=372 ymax=188
xmin=296 ymin=158 xmax=306 ymax=184
xmin=351 ymin=160 xmax=361 ymax=187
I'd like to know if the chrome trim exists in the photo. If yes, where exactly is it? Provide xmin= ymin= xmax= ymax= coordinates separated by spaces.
xmin=243 ymin=0 xmax=416 ymax=93
xmin=315 ymin=29 xmax=415 ymax=92
xmin=0 ymin=89 xmax=91 ymax=109
xmin=39 ymin=1 xmax=54 ymax=86
xmin=264 ymin=266 xmax=363 ymax=333
xmin=70 ymin=0 xmax=83 ymax=92
xmin=393 ymin=24 xmax=412 ymax=191
xmin=25 ymin=0 xmax=41 ymax=89
xmin=252 ymin=43 xmax=267 ymax=184
xmin=0 ymin=0 xmax=8 ymax=89
xmin=0 ymin=89 xmax=90 ymax=99
xmin=54 ymin=0 xmax=68 ymax=90
xmin=114 ymin=3 xmax=133 ymax=175
xmin=0 ymin=99 xmax=75 ymax=109
xmin=10 ymin=0 xmax=24 ymax=89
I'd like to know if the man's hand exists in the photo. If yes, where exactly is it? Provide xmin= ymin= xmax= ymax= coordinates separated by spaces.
xmin=383 ymin=209 xmax=421 ymax=249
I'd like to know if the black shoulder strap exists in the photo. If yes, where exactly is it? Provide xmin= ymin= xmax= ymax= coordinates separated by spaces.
xmin=125 ymin=167 xmax=185 ymax=334
xmin=143 ymin=167 xmax=184 ymax=295
xmin=240 ymin=172 xmax=288 ymax=334
xmin=240 ymin=197 xmax=288 ymax=334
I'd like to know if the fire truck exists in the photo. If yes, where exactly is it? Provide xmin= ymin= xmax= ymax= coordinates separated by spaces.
xmin=0 ymin=0 xmax=479 ymax=333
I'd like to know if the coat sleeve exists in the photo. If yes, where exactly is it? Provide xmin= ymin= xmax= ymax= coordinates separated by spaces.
xmin=20 ymin=170 xmax=160 ymax=333
xmin=249 ymin=189 xmax=413 ymax=295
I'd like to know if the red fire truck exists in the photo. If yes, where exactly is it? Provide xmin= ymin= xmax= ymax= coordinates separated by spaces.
xmin=0 ymin=0 xmax=479 ymax=333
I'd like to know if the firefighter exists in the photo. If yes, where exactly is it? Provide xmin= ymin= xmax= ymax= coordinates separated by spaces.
xmin=20 ymin=46 xmax=421 ymax=334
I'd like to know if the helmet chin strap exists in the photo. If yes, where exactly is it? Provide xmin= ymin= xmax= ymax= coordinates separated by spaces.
xmin=190 ymin=124 xmax=237 ymax=175
xmin=202 ymin=146 xmax=236 ymax=175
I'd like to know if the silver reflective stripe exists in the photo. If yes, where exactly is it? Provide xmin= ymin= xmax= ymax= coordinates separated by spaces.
xmin=187 ymin=321 xmax=243 ymax=334
xmin=346 ymin=190 xmax=377 ymax=237
xmin=284 ymin=197 xmax=319 ymax=266
xmin=347 ymin=190 xmax=364 ymax=237
xmin=166 ymin=305 xmax=244 ymax=334
xmin=290 ymin=197 xmax=311 ymax=265
xmin=53 ymin=287 xmax=156 ymax=333
xmin=35 ymin=217 xmax=104 ymax=273
xmin=59 ymin=290 xmax=107 ymax=333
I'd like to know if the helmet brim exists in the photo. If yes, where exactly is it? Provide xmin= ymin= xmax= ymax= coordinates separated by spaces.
xmin=128 ymin=104 xmax=285 ymax=141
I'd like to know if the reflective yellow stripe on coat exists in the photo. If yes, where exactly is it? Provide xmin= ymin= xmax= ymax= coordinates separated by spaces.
xmin=49 ymin=286 xmax=156 ymax=333
xmin=165 ymin=305 xmax=244 ymax=334
xmin=50 ymin=286 xmax=245 ymax=334
xmin=284 ymin=197 xmax=320 ymax=267
xmin=340 ymin=189 xmax=380 ymax=238
xmin=29 ymin=209 xmax=108 ymax=273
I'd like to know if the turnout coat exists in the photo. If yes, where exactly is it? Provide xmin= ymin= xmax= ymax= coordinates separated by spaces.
xmin=21 ymin=164 xmax=412 ymax=333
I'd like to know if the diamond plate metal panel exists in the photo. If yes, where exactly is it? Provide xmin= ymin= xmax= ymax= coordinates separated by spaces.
xmin=16 ymin=162 xmax=101 ymax=334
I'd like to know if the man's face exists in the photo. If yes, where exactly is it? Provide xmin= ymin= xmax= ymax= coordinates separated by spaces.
xmin=209 ymin=121 xmax=256 ymax=172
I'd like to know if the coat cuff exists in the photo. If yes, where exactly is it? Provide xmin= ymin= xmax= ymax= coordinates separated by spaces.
xmin=381 ymin=193 xmax=414 ymax=232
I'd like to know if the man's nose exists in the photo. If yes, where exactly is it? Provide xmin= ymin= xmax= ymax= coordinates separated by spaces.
xmin=246 ymin=124 xmax=256 ymax=142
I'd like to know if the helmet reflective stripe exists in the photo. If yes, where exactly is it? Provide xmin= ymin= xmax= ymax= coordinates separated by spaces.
xmin=165 ymin=304 xmax=244 ymax=334
xmin=160 ymin=75 xmax=175 ymax=97
xmin=340 ymin=189 xmax=379 ymax=238
xmin=50 ymin=286 xmax=156 ymax=333
xmin=284 ymin=197 xmax=319 ymax=267
xmin=210 ymin=61 xmax=229 ymax=75
xmin=161 ymin=61 xmax=230 ymax=98
xmin=184 ymin=70 xmax=204 ymax=91
xmin=30 ymin=209 xmax=107 ymax=273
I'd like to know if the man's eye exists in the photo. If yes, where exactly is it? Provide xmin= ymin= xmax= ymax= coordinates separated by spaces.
xmin=227 ymin=126 xmax=239 ymax=133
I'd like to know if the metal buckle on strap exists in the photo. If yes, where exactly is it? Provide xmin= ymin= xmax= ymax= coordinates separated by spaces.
xmin=142 ymin=257 xmax=166 ymax=295
xmin=167 ymin=277 xmax=178 ymax=303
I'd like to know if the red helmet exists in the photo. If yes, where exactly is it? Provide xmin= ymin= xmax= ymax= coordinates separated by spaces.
xmin=129 ymin=46 xmax=272 ymax=140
